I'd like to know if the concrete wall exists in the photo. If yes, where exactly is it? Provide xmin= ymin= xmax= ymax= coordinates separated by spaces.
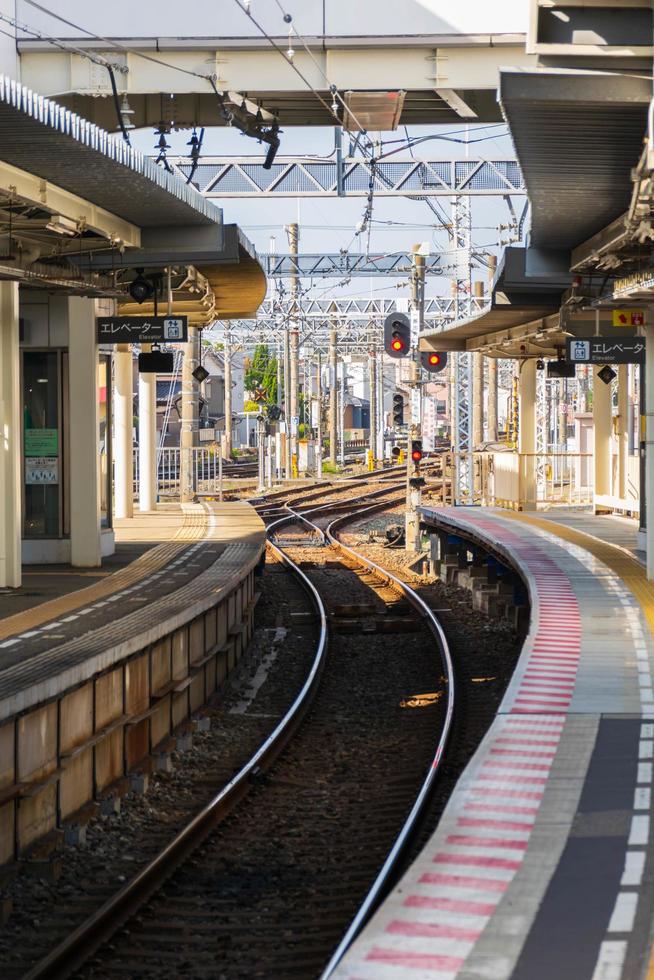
xmin=0 ymin=569 xmax=257 ymax=864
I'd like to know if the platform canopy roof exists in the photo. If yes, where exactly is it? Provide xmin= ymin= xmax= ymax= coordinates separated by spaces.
xmin=499 ymin=68 xmax=650 ymax=253
xmin=0 ymin=76 xmax=266 ymax=318
xmin=419 ymin=248 xmax=570 ymax=358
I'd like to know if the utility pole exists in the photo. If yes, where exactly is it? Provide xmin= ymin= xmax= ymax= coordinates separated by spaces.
xmin=316 ymin=351 xmax=323 ymax=478
xmin=329 ymin=324 xmax=338 ymax=467
xmin=283 ymin=326 xmax=291 ymax=478
xmin=288 ymin=222 xmax=300 ymax=478
xmin=339 ymin=358 xmax=346 ymax=468
xmin=223 ymin=325 xmax=232 ymax=460
xmin=472 ymin=283 xmax=484 ymax=449
xmin=257 ymin=412 xmax=266 ymax=493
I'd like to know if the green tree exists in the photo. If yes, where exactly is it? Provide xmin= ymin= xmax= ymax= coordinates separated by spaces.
xmin=244 ymin=344 xmax=270 ymax=394
xmin=262 ymin=356 xmax=279 ymax=403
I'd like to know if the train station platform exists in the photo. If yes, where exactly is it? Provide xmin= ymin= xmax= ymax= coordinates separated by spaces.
xmin=0 ymin=502 xmax=264 ymax=865
xmin=335 ymin=505 xmax=654 ymax=980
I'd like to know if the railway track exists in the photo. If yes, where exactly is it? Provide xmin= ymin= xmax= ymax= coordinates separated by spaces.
xmin=21 ymin=490 xmax=455 ymax=980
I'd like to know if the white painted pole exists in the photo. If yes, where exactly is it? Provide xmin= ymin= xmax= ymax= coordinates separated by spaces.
xmin=593 ymin=364 xmax=613 ymax=506
xmin=138 ymin=343 xmax=157 ymax=511
xmin=0 ymin=281 xmax=21 ymax=586
xmin=646 ymin=330 xmax=654 ymax=579
xmin=68 ymin=297 xmax=101 ymax=566
xmin=518 ymin=358 xmax=537 ymax=510
xmin=114 ymin=343 xmax=134 ymax=519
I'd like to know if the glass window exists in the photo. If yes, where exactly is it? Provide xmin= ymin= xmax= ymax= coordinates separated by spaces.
xmin=23 ymin=351 xmax=61 ymax=537
xmin=98 ymin=355 xmax=112 ymax=529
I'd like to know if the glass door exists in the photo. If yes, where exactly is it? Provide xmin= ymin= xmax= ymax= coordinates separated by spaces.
xmin=22 ymin=350 xmax=62 ymax=537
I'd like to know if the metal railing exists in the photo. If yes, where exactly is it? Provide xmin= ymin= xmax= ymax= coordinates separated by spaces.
xmin=436 ymin=451 xmax=594 ymax=509
xmin=133 ymin=447 xmax=225 ymax=498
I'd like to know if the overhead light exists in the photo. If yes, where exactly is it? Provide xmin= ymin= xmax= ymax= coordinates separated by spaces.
xmin=46 ymin=215 xmax=78 ymax=236
xmin=120 ymin=93 xmax=135 ymax=130
xmin=36 ymin=378 xmax=48 ymax=383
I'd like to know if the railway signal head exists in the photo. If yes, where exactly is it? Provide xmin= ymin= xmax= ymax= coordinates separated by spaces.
xmin=410 ymin=439 xmax=423 ymax=465
xmin=421 ymin=350 xmax=448 ymax=374
xmin=392 ymin=392 xmax=406 ymax=427
xmin=384 ymin=312 xmax=411 ymax=359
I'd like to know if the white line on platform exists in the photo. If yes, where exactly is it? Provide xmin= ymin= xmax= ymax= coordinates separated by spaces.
xmin=607 ymin=892 xmax=638 ymax=933
xmin=620 ymin=852 xmax=645 ymax=887
xmin=628 ymin=815 xmax=650 ymax=847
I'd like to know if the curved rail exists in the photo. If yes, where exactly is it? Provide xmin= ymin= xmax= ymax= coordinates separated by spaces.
xmin=307 ymin=503 xmax=456 ymax=978
xmin=24 ymin=525 xmax=328 ymax=980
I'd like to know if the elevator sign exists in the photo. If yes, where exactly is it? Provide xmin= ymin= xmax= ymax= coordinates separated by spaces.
xmin=567 ymin=337 xmax=646 ymax=364
xmin=96 ymin=316 xmax=188 ymax=344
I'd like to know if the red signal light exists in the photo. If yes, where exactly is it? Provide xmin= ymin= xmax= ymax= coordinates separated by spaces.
xmin=391 ymin=337 xmax=404 ymax=352
xmin=411 ymin=449 xmax=423 ymax=462
xmin=428 ymin=353 xmax=441 ymax=366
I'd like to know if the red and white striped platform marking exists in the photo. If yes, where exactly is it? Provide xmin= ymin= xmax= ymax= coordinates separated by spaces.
xmin=342 ymin=513 xmax=581 ymax=978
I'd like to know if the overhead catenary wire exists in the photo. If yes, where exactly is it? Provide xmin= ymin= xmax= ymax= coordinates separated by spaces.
xmin=231 ymin=0 xmax=374 ymax=154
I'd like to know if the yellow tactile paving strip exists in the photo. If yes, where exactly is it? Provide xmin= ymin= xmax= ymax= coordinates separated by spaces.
xmin=501 ymin=510 xmax=654 ymax=644
xmin=0 ymin=505 xmax=209 ymax=641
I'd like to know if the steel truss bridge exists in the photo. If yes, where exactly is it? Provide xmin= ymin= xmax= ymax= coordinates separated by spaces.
xmin=208 ymin=297 xmax=488 ymax=355
xmin=171 ymin=157 xmax=525 ymax=199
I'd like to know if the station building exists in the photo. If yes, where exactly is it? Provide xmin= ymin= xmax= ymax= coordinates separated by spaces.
xmin=0 ymin=81 xmax=265 ymax=589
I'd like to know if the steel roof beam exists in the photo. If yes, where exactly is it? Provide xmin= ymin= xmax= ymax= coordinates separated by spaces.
xmin=170 ymin=157 xmax=524 ymax=198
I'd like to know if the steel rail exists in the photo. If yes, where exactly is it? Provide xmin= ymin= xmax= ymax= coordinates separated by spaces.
xmin=24 ymin=522 xmax=328 ymax=980
xmin=273 ymin=492 xmax=456 ymax=974
xmin=318 ymin=503 xmax=456 ymax=977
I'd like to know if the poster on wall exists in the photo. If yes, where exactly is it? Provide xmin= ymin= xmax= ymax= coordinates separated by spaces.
xmin=25 ymin=457 xmax=59 ymax=484
xmin=24 ymin=428 xmax=58 ymax=456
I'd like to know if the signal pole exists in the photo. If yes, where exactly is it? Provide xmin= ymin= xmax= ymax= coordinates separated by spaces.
xmin=406 ymin=247 xmax=426 ymax=552
xmin=316 ymin=351 xmax=323 ymax=478
xmin=329 ymin=324 xmax=338 ymax=467
xmin=369 ymin=344 xmax=377 ymax=467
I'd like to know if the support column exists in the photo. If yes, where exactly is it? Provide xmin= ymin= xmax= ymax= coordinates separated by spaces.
xmin=645 ymin=333 xmax=654 ymax=578
xmin=329 ymin=327 xmax=338 ymax=467
xmin=593 ymin=364 xmax=612 ymax=506
xmin=0 ymin=281 xmax=21 ymax=587
xmin=180 ymin=325 xmax=199 ymax=503
xmin=68 ymin=297 xmax=102 ymax=566
xmin=487 ymin=359 xmax=498 ymax=441
xmin=618 ymin=363 xmax=629 ymax=502
xmin=114 ymin=343 xmax=133 ymax=520
xmin=138 ymin=343 xmax=157 ymax=512
xmin=518 ymin=358 xmax=537 ymax=510
xmin=486 ymin=259 xmax=498 ymax=443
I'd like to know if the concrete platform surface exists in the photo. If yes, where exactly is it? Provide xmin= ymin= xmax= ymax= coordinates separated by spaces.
xmin=0 ymin=502 xmax=265 ymax=720
xmin=335 ymin=507 xmax=654 ymax=980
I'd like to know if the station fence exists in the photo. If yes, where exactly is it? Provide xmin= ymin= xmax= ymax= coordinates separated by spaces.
xmin=436 ymin=451 xmax=594 ymax=509
xmin=133 ymin=447 xmax=226 ymax=498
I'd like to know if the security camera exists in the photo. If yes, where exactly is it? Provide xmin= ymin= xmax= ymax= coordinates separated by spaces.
xmin=129 ymin=271 xmax=155 ymax=304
